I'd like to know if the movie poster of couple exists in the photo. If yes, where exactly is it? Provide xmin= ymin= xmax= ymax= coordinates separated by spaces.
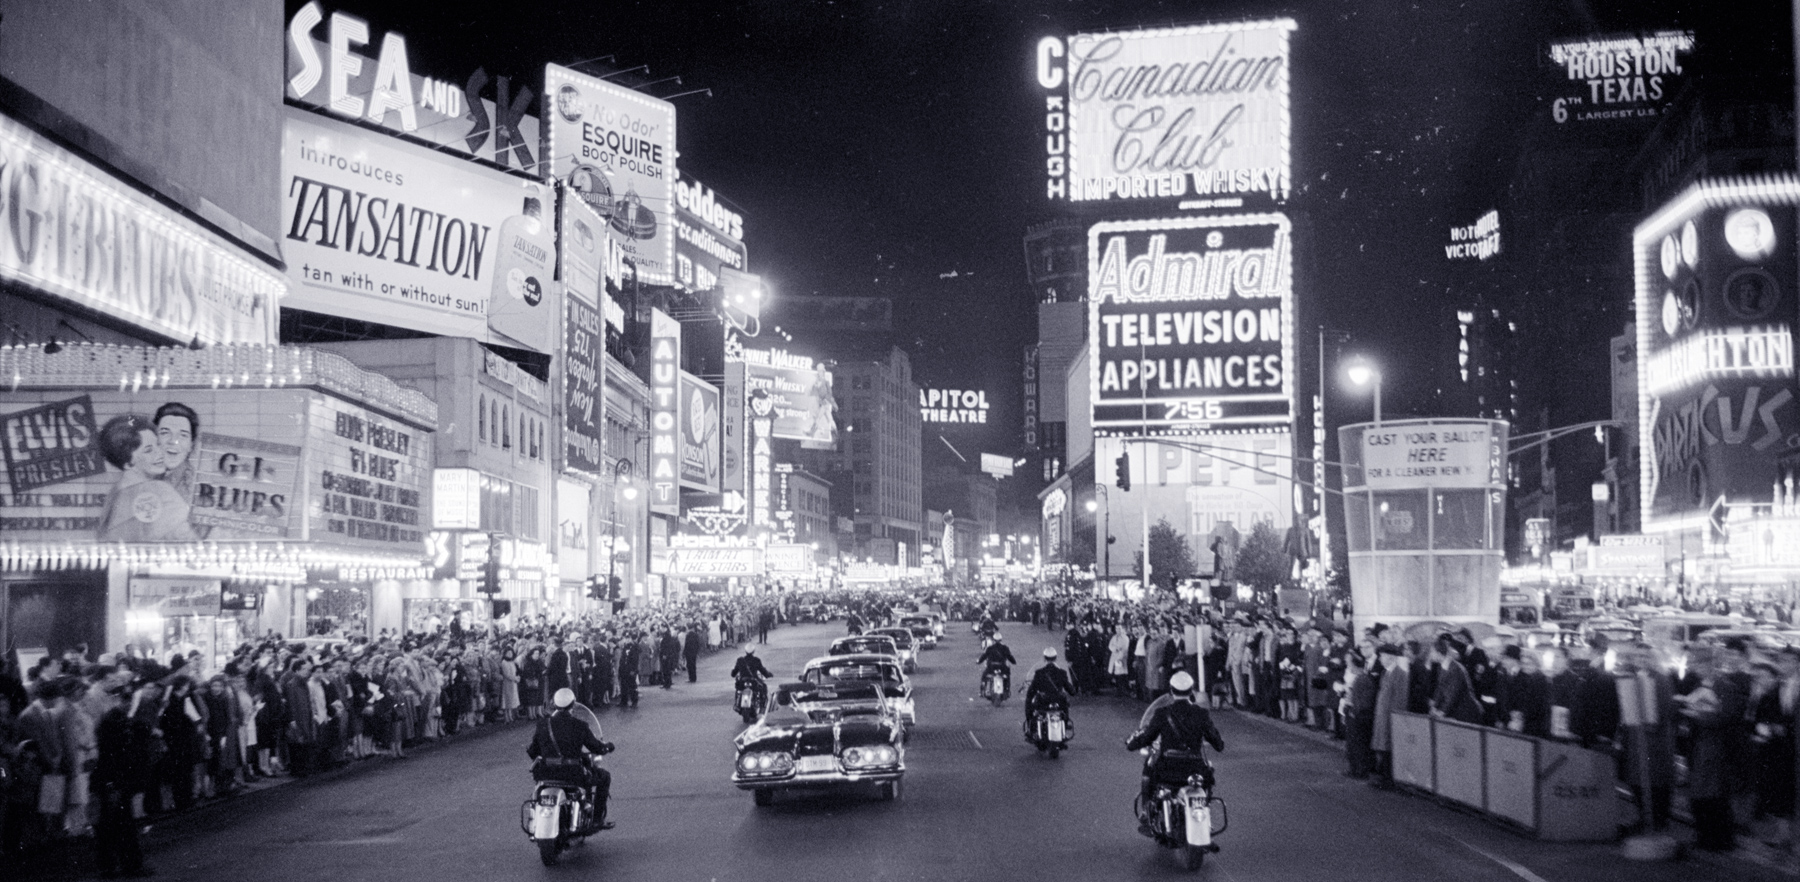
xmin=1 ymin=392 xmax=303 ymax=543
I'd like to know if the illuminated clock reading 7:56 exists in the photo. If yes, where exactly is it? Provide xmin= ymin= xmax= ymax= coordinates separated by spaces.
xmin=1165 ymin=399 xmax=1224 ymax=421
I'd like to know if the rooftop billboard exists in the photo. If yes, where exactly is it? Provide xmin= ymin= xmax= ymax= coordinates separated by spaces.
xmin=1038 ymin=19 xmax=1295 ymax=210
xmin=1088 ymin=215 xmax=1294 ymax=436
xmin=545 ymin=64 xmax=677 ymax=285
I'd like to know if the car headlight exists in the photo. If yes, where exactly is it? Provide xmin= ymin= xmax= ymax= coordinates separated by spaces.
xmin=842 ymin=744 xmax=898 ymax=769
xmin=738 ymin=752 xmax=793 ymax=774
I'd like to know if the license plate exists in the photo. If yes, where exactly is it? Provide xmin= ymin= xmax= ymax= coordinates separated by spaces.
xmin=1047 ymin=719 xmax=1064 ymax=741
xmin=796 ymin=755 xmax=836 ymax=774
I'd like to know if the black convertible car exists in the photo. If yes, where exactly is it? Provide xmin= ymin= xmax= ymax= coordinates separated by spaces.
xmin=732 ymin=681 xmax=906 ymax=806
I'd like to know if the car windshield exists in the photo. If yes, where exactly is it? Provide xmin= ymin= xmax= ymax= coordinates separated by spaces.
xmin=808 ymin=662 xmax=899 ymax=683
xmin=833 ymin=638 xmax=895 ymax=655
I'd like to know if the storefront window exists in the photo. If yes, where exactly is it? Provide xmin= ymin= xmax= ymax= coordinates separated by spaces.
xmin=304 ymin=583 xmax=370 ymax=637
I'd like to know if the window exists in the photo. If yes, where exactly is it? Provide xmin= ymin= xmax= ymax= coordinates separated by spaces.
xmin=478 ymin=395 xmax=487 ymax=442
xmin=501 ymin=404 xmax=510 ymax=449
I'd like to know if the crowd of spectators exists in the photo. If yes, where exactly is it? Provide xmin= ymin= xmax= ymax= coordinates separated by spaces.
xmin=946 ymin=586 xmax=1797 ymax=856
xmin=5 ymin=583 xmax=1795 ymax=872
xmin=0 ymin=594 xmax=791 ymax=874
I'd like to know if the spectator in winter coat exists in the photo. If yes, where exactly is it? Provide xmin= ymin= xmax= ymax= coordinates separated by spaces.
xmin=1370 ymin=644 xmax=1410 ymax=787
xmin=1429 ymin=636 xmax=1483 ymax=725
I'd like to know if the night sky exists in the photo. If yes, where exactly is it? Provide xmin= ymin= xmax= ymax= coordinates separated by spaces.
xmin=308 ymin=0 xmax=1761 ymax=458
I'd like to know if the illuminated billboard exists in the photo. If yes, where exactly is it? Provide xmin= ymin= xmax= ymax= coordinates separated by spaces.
xmin=561 ymin=194 xmax=606 ymax=474
xmin=545 ymin=64 xmax=677 ymax=285
xmin=1088 ymin=215 xmax=1293 ymax=436
xmin=648 ymin=309 xmax=681 ymax=516
xmin=741 ymin=347 xmax=838 ymax=447
xmin=1634 ymin=175 xmax=1800 ymax=532
xmin=1038 ymin=19 xmax=1295 ymax=207
xmin=920 ymin=389 xmax=990 ymax=424
xmin=281 ymin=108 xmax=554 ymax=349
xmin=1545 ymin=31 xmax=1694 ymax=127
xmin=679 ymin=371 xmax=722 ymax=493
xmin=673 ymin=175 xmax=748 ymax=293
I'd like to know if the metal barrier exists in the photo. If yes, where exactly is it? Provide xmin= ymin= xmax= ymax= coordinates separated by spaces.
xmin=1388 ymin=712 xmax=1617 ymax=841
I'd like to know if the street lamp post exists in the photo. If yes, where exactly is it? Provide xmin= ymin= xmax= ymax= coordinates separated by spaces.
xmin=1347 ymin=359 xmax=1383 ymax=425
xmin=608 ymin=458 xmax=636 ymax=607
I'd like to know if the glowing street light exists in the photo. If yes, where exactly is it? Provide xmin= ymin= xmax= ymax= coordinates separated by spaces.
xmin=1346 ymin=358 xmax=1383 ymax=425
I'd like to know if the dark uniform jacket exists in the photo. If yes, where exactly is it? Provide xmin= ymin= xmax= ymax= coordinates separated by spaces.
xmin=730 ymin=655 xmax=774 ymax=681
xmin=1026 ymin=663 xmax=1074 ymax=710
xmin=1127 ymin=700 xmax=1225 ymax=785
xmin=528 ymin=710 xmax=609 ymax=772
xmin=978 ymin=643 xmax=1018 ymax=670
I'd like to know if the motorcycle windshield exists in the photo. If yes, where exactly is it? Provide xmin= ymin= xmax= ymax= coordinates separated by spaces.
xmin=568 ymin=703 xmax=605 ymax=741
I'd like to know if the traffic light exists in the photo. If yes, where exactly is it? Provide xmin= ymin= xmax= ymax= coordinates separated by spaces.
xmin=608 ymin=576 xmax=623 ymax=601
xmin=585 ymin=576 xmax=605 ymax=601
xmin=479 ymin=533 xmax=502 ymax=595
xmin=1114 ymin=452 xmax=1131 ymax=491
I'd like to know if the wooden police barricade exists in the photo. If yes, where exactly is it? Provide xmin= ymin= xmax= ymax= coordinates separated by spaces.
xmin=1482 ymin=728 xmax=1537 ymax=831
xmin=1390 ymin=712 xmax=1434 ymax=791
xmin=1534 ymin=738 xmax=1616 ymax=841
xmin=1432 ymin=718 xmax=1485 ymax=809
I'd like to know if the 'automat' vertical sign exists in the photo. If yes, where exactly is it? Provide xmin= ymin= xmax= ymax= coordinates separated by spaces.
xmin=648 ymin=309 xmax=681 ymax=516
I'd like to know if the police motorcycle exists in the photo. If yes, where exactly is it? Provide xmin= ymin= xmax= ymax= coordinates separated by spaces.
xmin=731 ymin=647 xmax=773 ymax=725
xmin=522 ymin=692 xmax=614 ymax=866
xmin=1126 ymin=673 xmax=1228 ymax=871
xmin=978 ymin=635 xmax=1014 ymax=707
xmin=734 ymin=675 xmax=768 ymax=724
xmin=1024 ymin=650 xmax=1074 ymax=759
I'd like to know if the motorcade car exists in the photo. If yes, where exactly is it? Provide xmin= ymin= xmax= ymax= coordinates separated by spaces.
xmin=732 ymin=681 xmax=905 ymax=806
xmin=828 ymin=634 xmax=900 ymax=658
xmin=800 ymin=653 xmax=914 ymax=727
xmin=898 ymin=614 xmax=939 ymax=648
xmin=869 ymin=627 xmax=919 ymax=671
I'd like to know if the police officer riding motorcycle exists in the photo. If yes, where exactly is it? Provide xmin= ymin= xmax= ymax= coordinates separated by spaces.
xmin=977 ymin=633 xmax=1017 ymax=705
xmin=1024 ymin=647 xmax=1075 ymax=755
xmin=729 ymin=644 xmax=775 ymax=723
xmin=523 ymin=688 xmax=614 ymax=863
xmin=1125 ymin=671 xmax=1227 ymax=870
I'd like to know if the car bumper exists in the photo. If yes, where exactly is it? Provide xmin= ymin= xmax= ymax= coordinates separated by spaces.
xmin=733 ymin=767 xmax=904 ymax=790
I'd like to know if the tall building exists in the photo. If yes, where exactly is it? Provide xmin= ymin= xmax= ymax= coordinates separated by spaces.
xmin=799 ymin=347 xmax=922 ymax=566
xmin=1022 ymin=219 xmax=1091 ymax=488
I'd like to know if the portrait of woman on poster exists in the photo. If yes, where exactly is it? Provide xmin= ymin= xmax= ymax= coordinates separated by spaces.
xmin=95 ymin=413 xmax=198 ymax=542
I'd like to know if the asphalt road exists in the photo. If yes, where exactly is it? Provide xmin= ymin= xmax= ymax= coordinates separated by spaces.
xmin=22 ymin=620 xmax=1792 ymax=881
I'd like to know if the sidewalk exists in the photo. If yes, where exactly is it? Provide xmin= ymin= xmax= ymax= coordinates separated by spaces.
xmin=8 ymin=715 xmax=534 ymax=882
xmin=1226 ymin=705 xmax=1799 ymax=878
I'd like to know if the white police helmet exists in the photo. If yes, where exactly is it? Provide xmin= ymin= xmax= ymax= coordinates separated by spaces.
xmin=1169 ymin=671 xmax=1196 ymax=694
xmin=553 ymin=687 xmax=577 ymax=708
